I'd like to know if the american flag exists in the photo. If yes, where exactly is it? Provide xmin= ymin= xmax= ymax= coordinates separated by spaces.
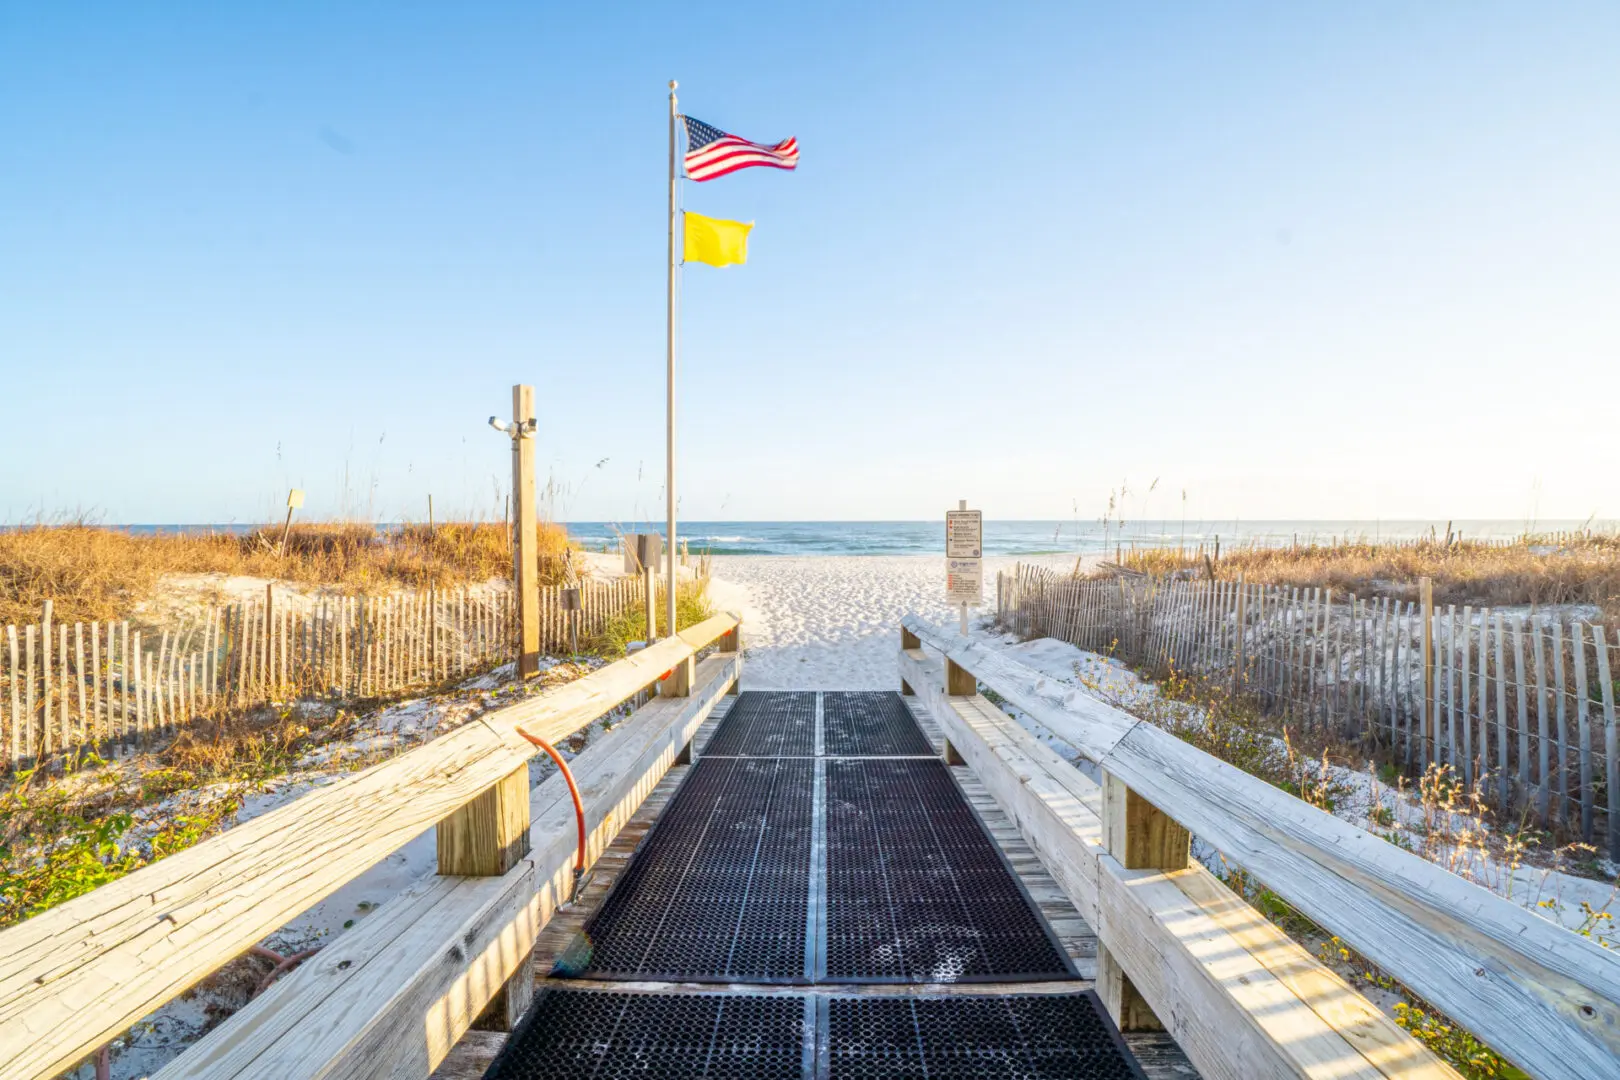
xmin=681 ymin=116 xmax=799 ymax=182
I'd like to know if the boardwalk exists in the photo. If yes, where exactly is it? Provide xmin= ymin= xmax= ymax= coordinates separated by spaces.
xmin=1 ymin=610 xmax=1615 ymax=1080
xmin=437 ymin=691 xmax=1182 ymax=1079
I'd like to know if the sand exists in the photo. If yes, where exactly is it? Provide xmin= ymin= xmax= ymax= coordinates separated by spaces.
xmin=704 ymin=553 xmax=1089 ymax=689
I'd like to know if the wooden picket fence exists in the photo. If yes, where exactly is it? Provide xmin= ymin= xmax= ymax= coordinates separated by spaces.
xmin=0 ymin=576 xmax=647 ymax=771
xmin=998 ymin=563 xmax=1620 ymax=857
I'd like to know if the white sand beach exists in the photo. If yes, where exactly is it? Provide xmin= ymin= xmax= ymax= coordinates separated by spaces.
xmin=705 ymin=553 xmax=1090 ymax=689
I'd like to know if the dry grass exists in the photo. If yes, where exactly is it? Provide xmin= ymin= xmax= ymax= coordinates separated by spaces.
xmin=0 ymin=520 xmax=575 ymax=625
xmin=1116 ymin=534 xmax=1620 ymax=619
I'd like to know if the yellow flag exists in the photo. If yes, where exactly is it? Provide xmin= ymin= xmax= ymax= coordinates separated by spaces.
xmin=683 ymin=212 xmax=752 ymax=267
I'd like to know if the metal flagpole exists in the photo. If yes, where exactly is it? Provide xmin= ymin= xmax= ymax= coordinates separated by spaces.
xmin=665 ymin=79 xmax=679 ymax=641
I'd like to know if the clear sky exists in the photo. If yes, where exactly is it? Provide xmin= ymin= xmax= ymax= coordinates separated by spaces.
xmin=2 ymin=2 xmax=1615 ymax=527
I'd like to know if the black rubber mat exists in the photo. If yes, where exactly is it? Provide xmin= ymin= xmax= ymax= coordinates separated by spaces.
xmin=484 ymin=988 xmax=808 ymax=1080
xmin=704 ymin=691 xmax=817 ymax=756
xmin=824 ymin=759 xmax=1073 ymax=982
xmin=826 ymin=993 xmax=1147 ymax=1080
xmin=556 ymin=757 xmax=814 ymax=982
xmin=823 ymin=692 xmax=933 ymax=756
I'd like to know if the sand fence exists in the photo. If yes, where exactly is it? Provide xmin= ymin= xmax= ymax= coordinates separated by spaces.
xmin=0 ymin=577 xmax=647 ymax=770
xmin=999 ymin=562 xmax=1620 ymax=859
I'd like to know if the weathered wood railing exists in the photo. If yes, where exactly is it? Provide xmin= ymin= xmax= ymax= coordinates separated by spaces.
xmin=900 ymin=615 xmax=1620 ymax=1080
xmin=0 ymin=612 xmax=742 ymax=1080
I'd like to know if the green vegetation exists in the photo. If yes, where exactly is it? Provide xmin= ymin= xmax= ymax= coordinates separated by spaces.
xmin=587 ymin=579 xmax=716 ymax=658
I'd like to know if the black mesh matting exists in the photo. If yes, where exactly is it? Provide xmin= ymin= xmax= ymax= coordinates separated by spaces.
xmin=824 ymin=759 xmax=1073 ymax=982
xmin=826 ymin=993 xmax=1147 ymax=1080
xmin=704 ymin=691 xmax=817 ymax=756
xmin=484 ymin=988 xmax=808 ymax=1080
xmin=555 ymin=757 xmax=814 ymax=982
xmin=823 ymin=692 xmax=933 ymax=756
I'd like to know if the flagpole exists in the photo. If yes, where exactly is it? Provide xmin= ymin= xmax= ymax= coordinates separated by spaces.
xmin=665 ymin=79 xmax=679 ymax=641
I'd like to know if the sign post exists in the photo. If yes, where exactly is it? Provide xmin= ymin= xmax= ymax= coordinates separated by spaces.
xmin=278 ymin=489 xmax=305 ymax=557
xmin=945 ymin=501 xmax=983 ymax=636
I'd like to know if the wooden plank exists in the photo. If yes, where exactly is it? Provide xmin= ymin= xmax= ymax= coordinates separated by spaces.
xmin=0 ymin=613 xmax=740 ymax=1080
xmin=1459 ymin=609 xmax=1473 ymax=788
xmin=1443 ymin=607 xmax=1456 ymax=770
xmin=1573 ymin=624 xmax=1594 ymax=842
xmin=1418 ymin=579 xmax=1433 ymax=766
xmin=1379 ymin=599 xmax=1391 ymax=749
xmin=40 ymin=602 xmax=51 ymax=756
xmin=1552 ymin=621 xmax=1569 ymax=824
xmin=7 ymin=627 xmax=18 ymax=766
xmin=905 ymin=617 xmax=1620 ymax=1080
xmin=58 ymin=625 xmax=69 ymax=747
xmin=1513 ymin=615 xmax=1530 ymax=803
xmin=1595 ymin=627 xmax=1619 ymax=862
xmin=1495 ymin=611 xmax=1510 ymax=808
xmin=120 ymin=622 xmax=131 ymax=747
xmin=1533 ymin=621 xmax=1552 ymax=822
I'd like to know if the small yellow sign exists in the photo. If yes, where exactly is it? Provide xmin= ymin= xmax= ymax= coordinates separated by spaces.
xmin=287 ymin=489 xmax=306 ymax=510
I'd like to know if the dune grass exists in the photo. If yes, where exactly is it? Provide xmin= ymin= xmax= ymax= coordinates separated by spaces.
xmin=0 ymin=520 xmax=575 ymax=625
xmin=588 ymin=579 xmax=716 ymax=659
xmin=1116 ymin=533 xmax=1619 ymax=618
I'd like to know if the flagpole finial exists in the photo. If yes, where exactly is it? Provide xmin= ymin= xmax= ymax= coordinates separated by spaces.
xmin=669 ymin=79 xmax=678 ymax=91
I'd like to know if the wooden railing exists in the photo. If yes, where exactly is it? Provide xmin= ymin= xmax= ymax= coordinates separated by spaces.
xmin=900 ymin=615 xmax=1620 ymax=1080
xmin=0 ymin=611 xmax=741 ymax=1080
xmin=998 ymin=564 xmax=1620 ymax=856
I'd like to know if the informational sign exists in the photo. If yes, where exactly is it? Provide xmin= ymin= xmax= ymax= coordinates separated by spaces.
xmin=946 ymin=557 xmax=983 ymax=605
xmin=946 ymin=509 xmax=983 ymax=558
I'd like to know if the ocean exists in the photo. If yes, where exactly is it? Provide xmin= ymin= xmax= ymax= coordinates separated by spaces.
xmin=557 ymin=520 xmax=1604 ymax=557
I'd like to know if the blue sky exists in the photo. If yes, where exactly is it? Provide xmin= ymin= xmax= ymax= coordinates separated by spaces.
xmin=2 ymin=2 xmax=1615 ymax=526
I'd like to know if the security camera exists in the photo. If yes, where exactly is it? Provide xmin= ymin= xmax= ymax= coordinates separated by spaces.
xmin=489 ymin=417 xmax=511 ymax=433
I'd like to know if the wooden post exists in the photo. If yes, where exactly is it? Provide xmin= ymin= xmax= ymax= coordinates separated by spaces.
xmin=1231 ymin=575 xmax=1247 ymax=694
xmin=659 ymin=654 xmax=695 ymax=698
xmin=437 ymin=764 xmax=533 ymax=1028
xmin=720 ymin=620 xmax=741 ymax=694
xmin=1099 ymin=771 xmax=1189 ymax=1031
xmin=644 ymin=566 xmax=657 ymax=644
xmin=900 ymin=625 xmax=921 ymax=696
xmin=40 ymin=601 xmax=52 ymax=755
xmin=512 ymin=384 xmax=542 ymax=677
xmin=945 ymin=655 xmax=975 ymax=696
xmin=1419 ymin=577 xmax=1434 ymax=766
xmin=1594 ymin=627 xmax=1618 ymax=861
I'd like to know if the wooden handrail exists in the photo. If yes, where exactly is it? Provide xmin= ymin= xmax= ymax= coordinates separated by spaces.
xmin=902 ymin=615 xmax=1620 ymax=1080
xmin=0 ymin=612 xmax=739 ymax=1080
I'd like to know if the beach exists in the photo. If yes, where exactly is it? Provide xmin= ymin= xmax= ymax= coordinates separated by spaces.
xmin=703 ymin=553 xmax=1090 ymax=688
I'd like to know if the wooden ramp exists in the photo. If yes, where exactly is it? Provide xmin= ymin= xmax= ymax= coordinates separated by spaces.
xmin=438 ymin=692 xmax=1174 ymax=1079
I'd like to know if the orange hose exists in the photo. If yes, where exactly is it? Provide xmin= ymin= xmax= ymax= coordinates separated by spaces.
xmin=517 ymin=729 xmax=588 ymax=874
